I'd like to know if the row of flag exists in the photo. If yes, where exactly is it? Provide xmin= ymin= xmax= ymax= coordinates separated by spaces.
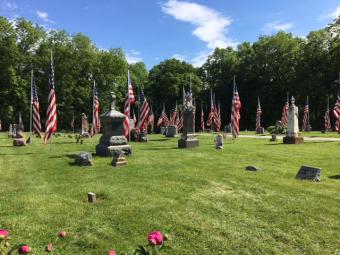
xmin=22 ymin=52 xmax=340 ymax=144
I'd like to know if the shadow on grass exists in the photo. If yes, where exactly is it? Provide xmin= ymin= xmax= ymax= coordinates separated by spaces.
xmin=140 ymin=146 xmax=178 ymax=151
xmin=148 ymin=138 xmax=172 ymax=142
xmin=329 ymin=175 xmax=340 ymax=180
xmin=0 ymin=145 xmax=14 ymax=147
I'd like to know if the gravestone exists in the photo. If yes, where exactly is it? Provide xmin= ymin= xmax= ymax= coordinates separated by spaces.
xmin=160 ymin=126 xmax=166 ymax=135
xmin=88 ymin=192 xmax=96 ymax=203
xmin=12 ymin=124 xmax=17 ymax=138
xmin=178 ymin=89 xmax=199 ymax=148
xmin=256 ymin=127 xmax=265 ymax=134
xmin=96 ymin=93 xmax=132 ymax=156
xmin=270 ymin=134 xmax=277 ymax=141
xmin=166 ymin=125 xmax=177 ymax=137
xmin=81 ymin=113 xmax=90 ymax=137
xmin=296 ymin=165 xmax=321 ymax=181
xmin=13 ymin=129 xmax=26 ymax=146
xmin=215 ymin=134 xmax=223 ymax=149
xmin=74 ymin=152 xmax=92 ymax=166
xmin=111 ymin=148 xmax=128 ymax=167
xmin=137 ymin=132 xmax=148 ymax=142
xmin=283 ymin=97 xmax=304 ymax=144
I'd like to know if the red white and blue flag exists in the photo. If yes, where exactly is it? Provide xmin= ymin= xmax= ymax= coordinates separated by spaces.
xmin=44 ymin=51 xmax=57 ymax=144
xmin=231 ymin=77 xmax=241 ymax=139
xmin=302 ymin=96 xmax=310 ymax=131
xmin=157 ymin=106 xmax=169 ymax=127
xmin=333 ymin=94 xmax=340 ymax=132
xmin=281 ymin=94 xmax=289 ymax=127
xmin=124 ymin=70 xmax=135 ymax=140
xmin=92 ymin=80 xmax=100 ymax=136
xmin=32 ymin=77 xmax=42 ymax=137
xmin=256 ymin=97 xmax=262 ymax=132
xmin=324 ymin=97 xmax=331 ymax=131
xmin=138 ymin=87 xmax=150 ymax=132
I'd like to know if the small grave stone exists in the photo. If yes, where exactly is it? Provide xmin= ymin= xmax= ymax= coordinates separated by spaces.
xmin=270 ymin=134 xmax=277 ymax=141
xmin=215 ymin=134 xmax=223 ymax=149
xmin=74 ymin=152 xmax=93 ymax=166
xmin=138 ymin=132 xmax=148 ymax=142
xmin=296 ymin=165 xmax=321 ymax=182
xmin=166 ymin=125 xmax=177 ymax=137
xmin=88 ymin=192 xmax=96 ymax=203
xmin=111 ymin=149 xmax=127 ymax=167
xmin=13 ymin=130 xmax=26 ymax=146
xmin=245 ymin=166 xmax=262 ymax=172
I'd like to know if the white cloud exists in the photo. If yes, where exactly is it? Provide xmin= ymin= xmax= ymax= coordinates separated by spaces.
xmin=319 ymin=5 xmax=340 ymax=20
xmin=191 ymin=51 xmax=210 ymax=67
xmin=36 ymin=10 xmax=54 ymax=23
xmin=263 ymin=21 xmax=294 ymax=33
xmin=125 ymin=49 xmax=143 ymax=64
xmin=161 ymin=0 xmax=237 ymax=49
xmin=172 ymin=53 xmax=187 ymax=61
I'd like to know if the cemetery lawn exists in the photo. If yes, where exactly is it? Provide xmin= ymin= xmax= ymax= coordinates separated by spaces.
xmin=0 ymin=133 xmax=339 ymax=255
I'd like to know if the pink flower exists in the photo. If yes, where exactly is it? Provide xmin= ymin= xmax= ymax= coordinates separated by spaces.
xmin=59 ymin=230 xmax=66 ymax=238
xmin=147 ymin=231 xmax=164 ymax=246
xmin=18 ymin=245 xmax=31 ymax=254
xmin=107 ymin=250 xmax=117 ymax=255
xmin=0 ymin=229 xmax=9 ymax=239
xmin=46 ymin=243 xmax=53 ymax=252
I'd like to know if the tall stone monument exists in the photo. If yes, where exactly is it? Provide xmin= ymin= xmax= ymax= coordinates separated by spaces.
xmin=96 ymin=92 xmax=132 ymax=156
xmin=283 ymin=96 xmax=304 ymax=144
xmin=81 ymin=113 xmax=90 ymax=137
xmin=178 ymin=89 xmax=199 ymax=148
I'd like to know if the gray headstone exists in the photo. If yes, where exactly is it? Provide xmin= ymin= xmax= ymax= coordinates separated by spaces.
xmin=245 ymin=166 xmax=262 ymax=172
xmin=74 ymin=152 xmax=93 ymax=166
xmin=215 ymin=134 xmax=223 ymax=149
xmin=296 ymin=165 xmax=321 ymax=181
xmin=88 ymin=192 xmax=96 ymax=203
xmin=166 ymin=125 xmax=177 ymax=137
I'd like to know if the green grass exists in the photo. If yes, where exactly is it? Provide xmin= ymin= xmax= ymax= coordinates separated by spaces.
xmin=0 ymin=133 xmax=340 ymax=255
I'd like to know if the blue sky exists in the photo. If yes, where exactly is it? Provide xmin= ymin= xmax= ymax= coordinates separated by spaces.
xmin=1 ymin=0 xmax=339 ymax=68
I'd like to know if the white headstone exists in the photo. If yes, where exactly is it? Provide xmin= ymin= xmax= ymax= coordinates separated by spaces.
xmin=287 ymin=97 xmax=299 ymax=137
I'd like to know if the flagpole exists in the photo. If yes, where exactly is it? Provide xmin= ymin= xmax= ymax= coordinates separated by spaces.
xmin=128 ymin=69 xmax=131 ymax=143
xmin=29 ymin=70 xmax=33 ymax=144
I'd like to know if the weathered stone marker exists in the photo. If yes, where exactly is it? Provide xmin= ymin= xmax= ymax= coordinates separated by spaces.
xmin=13 ymin=129 xmax=26 ymax=146
xmin=88 ymin=192 xmax=96 ymax=203
xmin=270 ymin=134 xmax=277 ymax=142
xmin=215 ymin=134 xmax=223 ymax=149
xmin=283 ymin=96 xmax=304 ymax=144
xmin=111 ymin=149 xmax=127 ymax=167
xmin=74 ymin=152 xmax=93 ymax=166
xmin=96 ymin=93 xmax=132 ymax=156
xmin=296 ymin=165 xmax=321 ymax=182
xmin=166 ymin=125 xmax=177 ymax=137
xmin=178 ymin=87 xmax=199 ymax=148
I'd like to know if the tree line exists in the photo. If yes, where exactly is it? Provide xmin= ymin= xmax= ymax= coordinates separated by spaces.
xmin=0 ymin=16 xmax=339 ymax=131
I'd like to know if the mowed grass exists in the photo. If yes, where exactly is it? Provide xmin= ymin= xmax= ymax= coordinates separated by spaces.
xmin=0 ymin=132 xmax=340 ymax=255
xmin=240 ymin=130 xmax=340 ymax=138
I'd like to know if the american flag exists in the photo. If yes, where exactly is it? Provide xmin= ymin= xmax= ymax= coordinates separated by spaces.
xmin=133 ymin=109 xmax=137 ymax=126
xmin=214 ymin=101 xmax=221 ymax=131
xmin=157 ymin=106 xmax=169 ymax=127
xmin=302 ymin=96 xmax=310 ymax=131
xmin=92 ymin=80 xmax=100 ymax=136
xmin=138 ymin=87 xmax=150 ymax=132
xmin=333 ymin=94 xmax=340 ymax=132
xmin=44 ymin=51 xmax=57 ymax=144
xmin=281 ymin=94 xmax=289 ymax=127
xmin=256 ymin=97 xmax=262 ymax=132
xmin=230 ymin=78 xmax=241 ymax=139
xmin=32 ymin=78 xmax=42 ymax=137
xmin=169 ymin=102 xmax=177 ymax=126
xmin=200 ymin=106 xmax=205 ymax=131
xmin=177 ymin=111 xmax=183 ymax=131
xmin=124 ymin=70 xmax=135 ymax=140
xmin=148 ymin=107 xmax=155 ymax=132
xmin=207 ymin=89 xmax=217 ymax=127
xmin=324 ymin=97 xmax=331 ymax=131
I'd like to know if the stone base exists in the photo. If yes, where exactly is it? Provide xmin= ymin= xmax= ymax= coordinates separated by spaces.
xmin=283 ymin=136 xmax=304 ymax=144
xmin=74 ymin=152 xmax=92 ymax=166
xmin=178 ymin=134 xmax=199 ymax=148
xmin=13 ymin=138 xmax=26 ymax=146
xmin=112 ymin=156 xmax=128 ymax=167
xmin=296 ymin=165 xmax=321 ymax=181
xmin=96 ymin=144 xmax=132 ymax=156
